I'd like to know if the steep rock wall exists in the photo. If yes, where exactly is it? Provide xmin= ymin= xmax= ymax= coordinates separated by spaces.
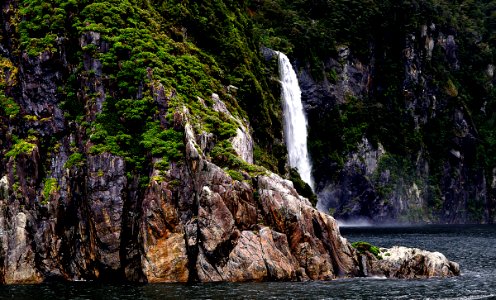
xmin=300 ymin=25 xmax=494 ymax=224
xmin=0 ymin=104 xmax=460 ymax=283
xmin=0 ymin=0 xmax=461 ymax=283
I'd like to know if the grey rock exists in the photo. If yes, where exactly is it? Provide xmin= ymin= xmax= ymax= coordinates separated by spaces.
xmin=369 ymin=246 xmax=460 ymax=278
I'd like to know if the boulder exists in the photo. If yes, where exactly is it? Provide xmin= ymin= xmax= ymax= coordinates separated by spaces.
xmin=364 ymin=246 xmax=460 ymax=278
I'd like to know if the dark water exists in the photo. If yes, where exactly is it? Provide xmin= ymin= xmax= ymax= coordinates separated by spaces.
xmin=1 ymin=225 xmax=495 ymax=299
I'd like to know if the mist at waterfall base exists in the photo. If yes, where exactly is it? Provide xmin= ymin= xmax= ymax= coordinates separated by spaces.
xmin=1 ymin=225 xmax=494 ymax=299
xmin=276 ymin=51 xmax=314 ymax=190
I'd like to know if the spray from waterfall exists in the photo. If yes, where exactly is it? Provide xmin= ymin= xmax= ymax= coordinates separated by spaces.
xmin=276 ymin=51 xmax=314 ymax=190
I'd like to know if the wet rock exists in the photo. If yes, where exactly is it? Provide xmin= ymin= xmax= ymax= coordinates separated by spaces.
xmin=259 ymin=227 xmax=297 ymax=280
xmin=142 ymin=232 xmax=189 ymax=283
xmin=298 ymin=48 xmax=370 ymax=111
xmin=87 ymin=154 xmax=126 ymax=272
xmin=231 ymin=126 xmax=254 ymax=164
xmin=0 ymin=105 xmax=461 ymax=283
xmin=0 ymin=19 xmax=463 ymax=284
xmin=218 ymin=230 xmax=268 ymax=281
xmin=198 ymin=186 xmax=235 ymax=254
xmin=0 ymin=176 xmax=8 ymax=200
xmin=369 ymin=246 xmax=460 ymax=278
xmin=317 ymin=138 xmax=390 ymax=222
xmin=140 ymin=179 xmax=189 ymax=283
xmin=438 ymin=34 xmax=459 ymax=69
xmin=292 ymin=25 xmax=489 ymax=224
xmin=257 ymin=173 xmax=358 ymax=280
xmin=3 ymin=212 xmax=42 ymax=284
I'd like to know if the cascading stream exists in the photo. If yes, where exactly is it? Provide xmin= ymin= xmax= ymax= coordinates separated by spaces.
xmin=276 ymin=51 xmax=314 ymax=190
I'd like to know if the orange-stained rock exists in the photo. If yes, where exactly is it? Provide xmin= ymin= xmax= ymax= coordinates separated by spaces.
xmin=259 ymin=227 xmax=297 ymax=280
xmin=218 ymin=231 xmax=267 ymax=281
xmin=142 ymin=233 xmax=189 ymax=283
xmin=256 ymin=173 xmax=358 ymax=280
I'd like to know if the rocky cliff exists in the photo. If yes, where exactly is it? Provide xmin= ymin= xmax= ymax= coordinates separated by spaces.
xmin=301 ymin=26 xmax=493 ymax=224
xmin=0 ymin=100 xmax=460 ymax=283
xmin=0 ymin=0 xmax=463 ymax=283
xmin=0 ymin=87 xmax=460 ymax=283
xmin=252 ymin=0 xmax=496 ymax=224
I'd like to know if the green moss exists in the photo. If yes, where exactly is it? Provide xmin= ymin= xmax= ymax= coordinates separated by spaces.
xmin=444 ymin=79 xmax=459 ymax=97
xmin=253 ymin=143 xmax=287 ymax=174
xmin=211 ymin=140 xmax=266 ymax=179
xmin=0 ymin=58 xmax=19 ymax=118
xmin=375 ymin=154 xmax=416 ymax=186
xmin=226 ymin=169 xmax=244 ymax=181
xmin=351 ymin=241 xmax=382 ymax=260
xmin=211 ymin=140 xmax=245 ymax=170
xmin=64 ymin=153 xmax=85 ymax=169
xmin=289 ymin=168 xmax=317 ymax=206
xmin=6 ymin=138 xmax=37 ymax=158
xmin=0 ymin=95 xmax=20 ymax=118
xmin=326 ymin=68 xmax=338 ymax=84
xmin=42 ymin=177 xmax=59 ymax=204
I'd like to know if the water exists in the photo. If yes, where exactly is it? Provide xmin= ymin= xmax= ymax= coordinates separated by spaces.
xmin=1 ymin=225 xmax=495 ymax=299
xmin=276 ymin=51 xmax=314 ymax=190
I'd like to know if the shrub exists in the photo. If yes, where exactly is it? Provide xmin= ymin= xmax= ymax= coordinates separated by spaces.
xmin=64 ymin=153 xmax=86 ymax=169
xmin=5 ymin=138 xmax=36 ymax=158
xmin=0 ymin=92 xmax=20 ymax=119
xmin=289 ymin=168 xmax=317 ymax=206
xmin=351 ymin=241 xmax=382 ymax=259
xmin=42 ymin=177 xmax=59 ymax=204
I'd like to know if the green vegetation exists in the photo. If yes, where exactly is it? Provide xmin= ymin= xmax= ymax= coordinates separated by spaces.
xmin=252 ymin=0 xmax=496 ymax=221
xmin=4 ymin=0 xmax=495 ymax=222
xmin=0 ymin=94 xmax=20 ymax=118
xmin=11 ymin=0 xmax=285 ymax=191
xmin=226 ymin=169 xmax=244 ymax=181
xmin=157 ymin=1 xmax=286 ymax=172
xmin=0 ymin=57 xmax=19 ymax=119
xmin=64 ymin=153 xmax=85 ymax=169
xmin=141 ymin=122 xmax=184 ymax=159
xmin=307 ymin=95 xmax=372 ymax=180
xmin=5 ymin=137 xmax=37 ymax=159
xmin=352 ymin=241 xmax=382 ymax=260
xmin=289 ymin=168 xmax=317 ymax=206
xmin=42 ymin=177 xmax=59 ymax=204
xmin=375 ymin=154 xmax=416 ymax=192
xmin=211 ymin=140 xmax=266 ymax=179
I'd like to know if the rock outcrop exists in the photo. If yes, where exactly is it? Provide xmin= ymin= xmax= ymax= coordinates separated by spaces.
xmin=0 ymin=105 xmax=460 ymax=284
xmin=363 ymin=246 xmax=460 ymax=279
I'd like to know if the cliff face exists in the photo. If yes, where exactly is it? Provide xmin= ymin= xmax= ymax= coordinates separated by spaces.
xmin=0 ymin=0 xmax=462 ymax=283
xmin=251 ymin=0 xmax=496 ymax=224
xmin=300 ymin=26 xmax=493 ymax=224
xmin=0 ymin=98 xmax=460 ymax=283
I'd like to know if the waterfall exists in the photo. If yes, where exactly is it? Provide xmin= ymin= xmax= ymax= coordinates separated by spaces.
xmin=276 ymin=51 xmax=314 ymax=190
